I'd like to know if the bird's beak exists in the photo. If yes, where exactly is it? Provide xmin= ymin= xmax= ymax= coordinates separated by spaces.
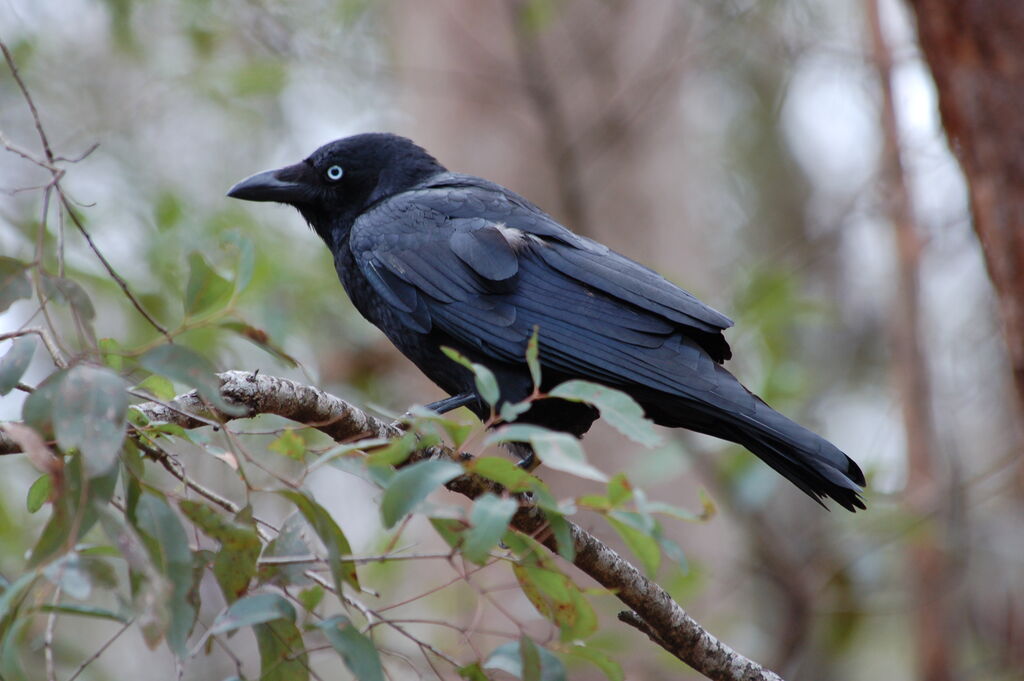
xmin=227 ymin=163 xmax=313 ymax=204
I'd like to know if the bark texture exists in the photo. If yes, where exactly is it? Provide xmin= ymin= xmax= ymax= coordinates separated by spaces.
xmin=906 ymin=0 xmax=1024 ymax=412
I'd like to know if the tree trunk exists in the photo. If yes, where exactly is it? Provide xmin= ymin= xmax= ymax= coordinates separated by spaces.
xmin=906 ymin=0 xmax=1024 ymax=414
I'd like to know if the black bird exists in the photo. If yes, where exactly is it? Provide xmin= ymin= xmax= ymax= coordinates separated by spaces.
xmin=228 ymin=133 xmax=865 ymax=511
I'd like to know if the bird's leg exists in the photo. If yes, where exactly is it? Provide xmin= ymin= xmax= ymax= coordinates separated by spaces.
xmin=424 ymin=392 xmax=477 ymax=414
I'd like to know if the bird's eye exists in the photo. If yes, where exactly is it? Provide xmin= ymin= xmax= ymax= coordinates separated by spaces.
xmin=325 ymin=165 xmax=344 ymax=181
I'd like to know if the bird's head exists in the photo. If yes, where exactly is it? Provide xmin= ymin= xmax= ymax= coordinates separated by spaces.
xmin=227 ymin=133 xmax=445 ymax=242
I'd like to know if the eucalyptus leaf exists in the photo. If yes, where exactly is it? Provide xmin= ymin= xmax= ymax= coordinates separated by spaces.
xmin=185 ymin=251 xmax=233 ymax=317
xmin=209 ymin=593 xmax=296 ymax=635
xmin=0 ymin=337 xmax=35 ymax=395
xmin=278 ymin=490 xmax=359 ymax=593
xmin=318 ymin=615 xmax=385 ymax=681
xmin=139 ymin=344 xmax=243 ymax=414
xmin=549 ymin=380 xmax=661 ymax=447
xmin=379 ymin=460 xmax=463 ymax=528
xmin=53 ymin=364 xmax=128 ymax=476
xmin=0 ymin=257 xmax=31 ymax=313
xmin=462 ymin=493 xmax=518 ymax=565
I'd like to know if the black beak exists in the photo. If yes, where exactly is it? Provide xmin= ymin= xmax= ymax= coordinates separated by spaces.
xmin=227 ymin=163 xmax=312 ymax=203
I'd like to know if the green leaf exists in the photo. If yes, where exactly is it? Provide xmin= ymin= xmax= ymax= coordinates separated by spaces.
xmin=364 ymin=431 xmax=419 ymax=467
xmin=21 ymin=370 xmax=65 ymax=436
xmin=27 ymin=456 xmax=117 ymax=567
xmin=133 ymin=493 xmax=197 ymax=656
xmin=541 ymin=508 xmax=575 ymax=563
xmin=0 ymin=257 xmax=31 ymax=313
xmin=0 ymin=337 xmax=35 ymax=395
xmin=563 ymin=643 xmax=623 ymax=681
xmin=37 ymin=603 xmax=129 ymax=623
xmin=259 ymin=512 xmax=315 ymax=587
xmin=462 ymin=494 xmax=518 ymax=565
xmin=441 ymin=346 xmax=499 ymax=407
xmin=526 ymin=326 xmax=541 ymax=390
xmin=223 ymin=231 xmax=256 ymax=293
xmin=278 ymin=490 xmax=359 ymax=593
xmin=184 ymin=251 xmax=233 ymax=317
xmin=41 ymin=275 xmax=96 ymax=323
xmin=430 ymin=517 xmax=469 ymax=550
xmin=0 ymin=572 xmax=38 ymax=630
xmin=209 ymin=593 xmax=296 ymax=635
xmin=318 ymin=615 xmax=385 ymax=681
xmin=499 ymin=399 xmax=532 ymax=422
xmin=549 ymin=380 xmax=661 ymax=447
xmin=607 ymin=473 xmax=633 ymax=507
xmin=458 ymin=662 xmax=491 ymax=681
xmin=268 ymin=430 xmax=307 ymax=460
xmin=42 ymin=552 xmax=116 ymax=600
xmin=466 ymin=457 xmax=539 ymax=493
xmin=26 ymin=475 xmax=51 ymax=513
xmin=179 ymin=500 xmax=260 ymax=603
xmin=379 ymin=460 xmax=463 ymax=528
xmin=606 ymin=512 xmax=660 ymax=578
xmin=487 ymin=425 xmax=606 ymax=482
xmin=219 ymin=321 xmax=299 ymax=366
xmin=297 ymin=585 xmax=324 ymax=612
xmin=135 ymin=373 xmax=176 ymax=401
xmin=139 ymin=344 xmax=243 ymax=414
xmin=513 ymin=565 xmax=597 ymax=641
xmin=53 ymin=364 xmax=128 ymax=477
xmin=485 ymin=639 xmax=565 ymax=681
xmin=98 ymin=338 xmax=123 ymax=371
xmin=254 ymin=619 xmax=309 ymax=681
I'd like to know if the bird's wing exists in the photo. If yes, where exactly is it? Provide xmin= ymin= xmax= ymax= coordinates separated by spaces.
xmin=349 ymin=185 xmax=736 ymax=399
xmin=412 ymin=176 xmax=734 ymax=334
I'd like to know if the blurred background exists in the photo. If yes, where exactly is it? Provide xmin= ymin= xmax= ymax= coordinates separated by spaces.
xmin=1 ymin=0 xmax=1021 ymax=679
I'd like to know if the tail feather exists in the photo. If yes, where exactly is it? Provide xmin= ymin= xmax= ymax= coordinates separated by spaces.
xmin=730 ymin=412 xmax=866 ymax=511
xmin=647 ymin=393 xmax=866 ymax=511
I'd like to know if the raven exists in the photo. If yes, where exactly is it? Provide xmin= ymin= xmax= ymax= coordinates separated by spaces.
xmin=228 ymin=133 xmax=865 ymax=511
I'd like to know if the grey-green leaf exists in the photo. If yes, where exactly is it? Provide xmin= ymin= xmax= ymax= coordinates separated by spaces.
xmin=441 ymin=346 xmax=500 ymax=406
xmin=254 ymin=619 xmax=309 ymax=681
xmin=379 ymin=460 xmax=464 ymax=529
xmin=139 ymin=344 xmax=243 ymax=415
xmin=526 ymin=326 xmax=541 ymax=390
xmin=549 ymin=380 xmax=661 ymax=447
xmin=462 ymin=493 xmax=518 ymax=565
xmin=209 ymin=593 xmax=296 ymax=635
xmin=484 ymin=639 xmax=566 ymax=681
xmin=487 ymin=425 xmax=606 ymax=482
xmin=0 ymin=257 xmax=31 ymax=313
xmin=53 ymin=365 xmax=128 ymax=477
xmin=278 ymin=490 xmax=359 ymax=593
xmin=0 ymin=337 xmax=35 ymax=395
xmin=133 ymin=493 xmax=197 ymax=656
xmin=185 ymin=251 xmax=233 ymax=317
xmin=318 ymin=615 xmax=385 ymax=681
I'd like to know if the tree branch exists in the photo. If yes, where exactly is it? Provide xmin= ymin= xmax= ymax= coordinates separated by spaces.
xmin=0 ymin=370 xmax=782 ymax=681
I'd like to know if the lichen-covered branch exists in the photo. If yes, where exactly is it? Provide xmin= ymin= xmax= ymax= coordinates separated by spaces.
xmin=0 ymin=370 xmax=782 ymax=681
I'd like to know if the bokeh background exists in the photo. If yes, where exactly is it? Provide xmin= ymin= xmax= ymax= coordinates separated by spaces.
xmin=1 ymin=1 xmax=1021 ymax=680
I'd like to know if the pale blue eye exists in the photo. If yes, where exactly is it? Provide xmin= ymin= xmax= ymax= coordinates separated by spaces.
xmin=326 ymin=165 xmax=344 ymax=181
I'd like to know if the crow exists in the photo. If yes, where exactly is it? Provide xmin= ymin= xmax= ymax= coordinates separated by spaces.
xmin=228 ymin=133 xmax=865 ymax=511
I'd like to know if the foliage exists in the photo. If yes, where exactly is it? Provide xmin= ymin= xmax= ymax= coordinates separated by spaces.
xmin=0 ymin=68 xmax=706 ymax=675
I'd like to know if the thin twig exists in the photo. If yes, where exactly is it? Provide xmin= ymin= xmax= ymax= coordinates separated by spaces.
xmin=58 ymin=194 xmax=171 ymax=339
xmin=45 ymin=585 xmax=61 ymax=681
xmin=0 ymin=42 xmax=55 ymax=162
xmin=66 ymin=617 xmax=135 ymax=681
xmin=0 ymin=327 xmax=68 ymax=369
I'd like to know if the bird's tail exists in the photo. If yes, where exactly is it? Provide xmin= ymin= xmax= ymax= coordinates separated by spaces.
xmin=652 ymin=394 xmax=866 ymax=511
xmin=726 ymin=403 xmax=866 ymax=511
